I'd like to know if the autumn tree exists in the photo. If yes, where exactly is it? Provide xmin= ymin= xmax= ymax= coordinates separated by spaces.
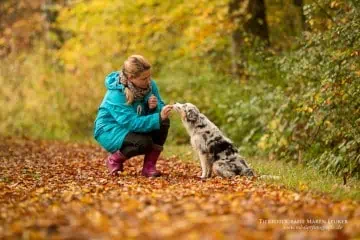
xmin=0 ymin=0 xmax=44 ymax=56
xmin=0 ymin=0 xmax=67 ymax=57
xmin=228 ymin=0 xmax=269 ymax=79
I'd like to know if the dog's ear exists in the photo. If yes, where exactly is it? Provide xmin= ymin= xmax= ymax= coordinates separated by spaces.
xmin=186 ymin=109 xmax=198 ymax=122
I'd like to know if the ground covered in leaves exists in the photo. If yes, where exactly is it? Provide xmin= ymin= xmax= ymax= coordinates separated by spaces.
xmin=0 ymin=137 xmax=359 ymax=239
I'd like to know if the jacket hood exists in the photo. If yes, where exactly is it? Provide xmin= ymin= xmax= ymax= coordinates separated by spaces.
xmin=105 ymin=72 xmax=124 ymax=90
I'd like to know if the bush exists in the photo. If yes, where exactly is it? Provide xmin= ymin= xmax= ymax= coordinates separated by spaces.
xmin=257 ymin=0 xmax=360 ymax=178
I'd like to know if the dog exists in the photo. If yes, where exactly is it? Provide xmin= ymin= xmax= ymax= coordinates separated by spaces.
xmin=173 ymin=103 xmax=255 ymax=179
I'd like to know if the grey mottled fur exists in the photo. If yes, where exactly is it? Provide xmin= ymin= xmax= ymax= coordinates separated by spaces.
xmin=173 ymin=103 xmax=255 ymax=179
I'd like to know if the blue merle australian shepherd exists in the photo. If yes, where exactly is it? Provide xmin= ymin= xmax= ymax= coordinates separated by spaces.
xmin=173 ymin=103 xmax=255 ymax=179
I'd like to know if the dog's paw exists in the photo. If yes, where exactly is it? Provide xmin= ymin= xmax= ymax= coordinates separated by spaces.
xmin=198 ymin=175 xmax=208 ymax=180
xmin=244 ymin=168 xmax=255 ymax=177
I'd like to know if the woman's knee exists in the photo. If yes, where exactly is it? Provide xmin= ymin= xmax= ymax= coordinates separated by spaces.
xmin=136 ymin=136 xmax=153 ymax=153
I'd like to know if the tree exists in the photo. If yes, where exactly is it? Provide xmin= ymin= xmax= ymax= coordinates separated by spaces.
xmin=294 ymin=0 xmax=307 ymax=31
xmin=0 ymin=0 xmax=68 ymax=57
xmin=228 ymin=0 xmax=269 ymax=80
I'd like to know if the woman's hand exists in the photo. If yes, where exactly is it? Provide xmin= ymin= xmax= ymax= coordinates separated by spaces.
xmin=148 ymin=95 xmax=158 ymax=110
xmin=160 ymin=105 xmax=173 ymax=120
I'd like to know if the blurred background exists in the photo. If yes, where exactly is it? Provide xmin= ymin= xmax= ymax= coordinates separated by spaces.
xmin=0 ymin=0 xmax=359 ymax=178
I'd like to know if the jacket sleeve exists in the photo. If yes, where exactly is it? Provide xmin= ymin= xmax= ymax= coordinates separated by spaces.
xmin=104 ymin=91 xmax=161 ymax=133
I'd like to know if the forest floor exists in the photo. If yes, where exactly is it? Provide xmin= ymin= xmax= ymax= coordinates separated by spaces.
xmin=1 ymin=137 xmax=359 ymax=239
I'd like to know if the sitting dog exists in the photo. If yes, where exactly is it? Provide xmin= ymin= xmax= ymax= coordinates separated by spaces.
xmin=173 ymin=103 xmax=255 ymax=178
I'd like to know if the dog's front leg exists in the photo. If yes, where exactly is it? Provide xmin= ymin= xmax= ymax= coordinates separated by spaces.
xmin=191 ymin=135 xmax=208 ymax=179
xmin=198 ymin=153 xmax=207 ymax=179
xmin=198 ymin=154 xmax=213 ymax=179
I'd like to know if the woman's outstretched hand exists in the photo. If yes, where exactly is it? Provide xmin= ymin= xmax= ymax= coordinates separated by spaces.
xmin=161 ymin=105 xmax=173 ymax=120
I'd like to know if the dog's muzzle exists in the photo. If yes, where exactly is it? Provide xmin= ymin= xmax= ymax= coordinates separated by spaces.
xmin=173 ymin=103 xmax=186 ymax=119
xmin=173 ymin=103 xmax=183 ymax=112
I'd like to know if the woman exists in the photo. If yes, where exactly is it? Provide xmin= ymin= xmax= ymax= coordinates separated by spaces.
xmin=94 ymin=55 xmax=173 ymax=177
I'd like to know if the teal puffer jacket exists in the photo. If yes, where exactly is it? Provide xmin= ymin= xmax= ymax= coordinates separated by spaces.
xmin=93 ymin=71 xmax=165 ymax=153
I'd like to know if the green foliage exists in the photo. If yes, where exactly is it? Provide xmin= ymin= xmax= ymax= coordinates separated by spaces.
xmin=258 ymin=0 xmax=360 ymax=178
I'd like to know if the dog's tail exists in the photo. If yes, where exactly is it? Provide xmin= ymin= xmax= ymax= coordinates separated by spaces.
xmin=258 ymin=175 xmax=281 ymax=180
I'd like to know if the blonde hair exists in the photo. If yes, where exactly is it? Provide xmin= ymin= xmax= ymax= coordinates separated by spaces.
xmin=122 ymin=55 xmax=151 ymax=104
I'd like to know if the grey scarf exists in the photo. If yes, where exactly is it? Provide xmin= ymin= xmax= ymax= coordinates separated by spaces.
xmin=119 ymin=70 xmax=152 ymax=101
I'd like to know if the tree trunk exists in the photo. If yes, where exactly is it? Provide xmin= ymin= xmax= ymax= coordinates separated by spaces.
xmin=42 ymin=0 xmax=52 ymax=46
xmin=244 ymin=0 xmax=269 ymax=41
xmin=228 ymin=0 xmax=269 ymax=80
xmin=294 ymin=0 xmax=307 ymax=31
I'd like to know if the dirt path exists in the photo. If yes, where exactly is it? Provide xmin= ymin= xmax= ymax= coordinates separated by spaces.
xmin=0 ymin=137 xmax=359 ymax=239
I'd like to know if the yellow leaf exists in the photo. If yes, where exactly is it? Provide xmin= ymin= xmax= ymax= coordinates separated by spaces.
xmin=279 ymin=137 xmax=288 ymax=147
xmin=80 ymin=195 xmax=93 ymax=204
xmin=269 ymin=119 xmax=280 ymax=130
xmin=299 ymin=182 xmax=309 ymax=191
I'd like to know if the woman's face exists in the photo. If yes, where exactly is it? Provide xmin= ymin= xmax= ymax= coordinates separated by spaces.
xmin=129 ymin=70 xmax=151 ymax=89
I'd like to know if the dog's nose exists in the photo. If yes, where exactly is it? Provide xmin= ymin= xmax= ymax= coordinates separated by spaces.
xmin=173 ymin=103 xmax=181 ymax=109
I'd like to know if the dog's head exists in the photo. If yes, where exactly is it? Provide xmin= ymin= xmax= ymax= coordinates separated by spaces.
xmin=173 ymin=103 xmax=200 ymax=123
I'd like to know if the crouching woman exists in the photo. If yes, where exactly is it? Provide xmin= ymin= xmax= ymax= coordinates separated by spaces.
xmin=94 ymin=55 xmax=172 ymax=177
